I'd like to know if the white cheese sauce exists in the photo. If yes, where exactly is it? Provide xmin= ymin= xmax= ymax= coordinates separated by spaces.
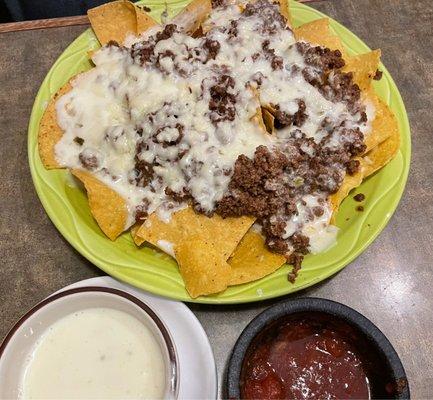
xmin=20 ymin=308 xmax=166 ymax=400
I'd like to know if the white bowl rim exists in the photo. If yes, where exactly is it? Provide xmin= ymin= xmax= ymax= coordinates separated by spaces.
xmin=0 ymin=286 xmax=179 ymax=399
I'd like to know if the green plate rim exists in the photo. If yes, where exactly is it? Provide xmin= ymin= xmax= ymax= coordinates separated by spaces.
xmin=28 ymin=0 xmax=411 ymax=304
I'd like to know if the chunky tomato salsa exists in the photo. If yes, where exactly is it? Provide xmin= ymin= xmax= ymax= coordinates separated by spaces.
xmin=240 ymin=313 xmax=388 ymax=399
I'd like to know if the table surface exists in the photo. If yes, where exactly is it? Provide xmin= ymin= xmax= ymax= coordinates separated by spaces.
xmin=1 ymin=0 xmax=432 ymax=398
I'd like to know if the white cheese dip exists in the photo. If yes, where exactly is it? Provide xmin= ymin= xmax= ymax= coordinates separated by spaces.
xmin=21 ymin=308 xmax=166 ymax=400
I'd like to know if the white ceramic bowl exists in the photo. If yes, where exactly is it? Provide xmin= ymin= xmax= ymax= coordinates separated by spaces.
xmin=0 ymin=286 xmax=179 ymax=399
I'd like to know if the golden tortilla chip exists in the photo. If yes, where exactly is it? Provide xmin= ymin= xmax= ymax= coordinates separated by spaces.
xmin=329 ymin=164 xmax=364 ymax=219
xmin=294 ymin=18 xmax=346 ymax=56
xmin=329 ymin=93 xmax=399 ymax=219
xmin=136 ymin=207 xmax=254 ymax=260
xmin=135 ymin=6 xmax=159 ymax=35
xmin=344 ymin=50 xmax=381 ymax=92
xmin=72 ymin=169 xmax=128 ymax=241
xmin=277 ymin=0 xmax=292 ymax=29
xmin=229 ymin=230 xmax=286 ymax=285
xmin=252 ymin=106 xmax=269 ymax=133
xmin=38 ymin=82 xmax=72 ymax=169
xmin=362 ymin=114 xmax=400 ymax=178
xmin=88 ymin=1 xmax=137 ymax=45
xmin=364 ymin=89 xmax=396 ymax=153
xmin=175 ymin=235 xmax=231 ymax=298
xmin=130 ymin=224 xmax=143 ymax=245
xmin=173 ymin=0 xmax=212 ymax=34
xmin=261 ymin=107 xmax=275 ymax=134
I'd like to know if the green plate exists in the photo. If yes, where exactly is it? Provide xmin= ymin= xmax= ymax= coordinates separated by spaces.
xmin=28 ymin=0 xmax=410 ymax=304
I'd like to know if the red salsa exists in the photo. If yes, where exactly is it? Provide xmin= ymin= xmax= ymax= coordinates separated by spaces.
xmin=241 ymin=314 xmax=372 ymax=399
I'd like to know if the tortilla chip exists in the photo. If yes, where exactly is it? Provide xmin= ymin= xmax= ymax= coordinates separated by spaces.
xmin=72 ymin=169 xmax=128 ymax=241
xmin=131 ymin=224 xmax=143 ymax=245
xmin=294 ymin=18 xmax=346 ymax=56
xmin=229 ymin=230 xmax=286 ymax=285
xmin=175 ymin=235 xmax=231 ymax=298
xmin=329 ymin=162 xmax=364 ymax=219
xmin=136 ymin=207 xmax=254 ymax=260
xmin=362 ymin=116 xmax=400 ymax=178
xmin=329 ymin=91 xmax=399 ymax=219
xmin=344 ymin=50 xmax=381 ymax=92
xmin=262 ymin=107 xmax=275 ymax=134
xmin=88 ymin=1 xmax=137 ymax=45
xmin=38 ymin=82 xmax=72 ymax=169
xmin=364 ymin=89 xmax=396 ymax=153
xmin=173 ymin=0 xmax=212 ymax=34
xmin=277 ymin=0 xmax=292 ymax=29
xmin=135 ymin=6 xmax=159 ymax=35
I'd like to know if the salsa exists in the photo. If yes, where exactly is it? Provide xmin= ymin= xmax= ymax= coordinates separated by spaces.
xmin=241 ymin=313 xmax=372 ymax=399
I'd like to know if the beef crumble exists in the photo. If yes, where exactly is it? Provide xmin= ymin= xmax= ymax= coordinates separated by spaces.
xmin=204 ymin=38 xmax=221 ymax=60
xmin=79 ymin=151 xmax=99 ymax=170
xmin=353 ymin=193 xmax=365 ymax=202
xmin=208 ymin=74 xmax=237 ymax=124
xmin=273 ymin=100 xmax=308 ymax=129
xmin=373 ymin=69 xmax=383 ymax=80
xmin=243 ymin=0 xmax=289 ymax=35
xmin=74 ymin=136 xmax=84 ymax=146
xmin=296 ymin=42 xmax=364 ymax=115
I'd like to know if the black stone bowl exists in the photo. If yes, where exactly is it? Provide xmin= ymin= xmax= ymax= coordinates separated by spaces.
xmin=226 ymin=297 xmax=409 ymax=399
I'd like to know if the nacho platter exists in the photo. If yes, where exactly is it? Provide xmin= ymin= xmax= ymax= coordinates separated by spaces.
xmin=28 ymin=0 xmax=410 ymax=303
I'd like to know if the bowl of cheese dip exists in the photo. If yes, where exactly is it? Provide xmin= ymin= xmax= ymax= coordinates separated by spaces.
xmin=0 ymin=286 xmax=178 ymax=399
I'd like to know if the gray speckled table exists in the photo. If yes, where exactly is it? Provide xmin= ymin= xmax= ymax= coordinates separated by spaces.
xmin=1 ymin=0 xmax=433 ymax=398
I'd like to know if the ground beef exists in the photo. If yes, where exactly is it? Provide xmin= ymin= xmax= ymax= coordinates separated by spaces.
xmin=156 ymin=24 xmax=177 ymax=42
xmin=216 ymin=145 xmax=314 ymax=258
xmin=373 ymin=69 xmax=383 ymax=80
xmin=131 ymin=24 xmax=177 ymax=65
xmin=341 ymin=127 xmax=366 ymax=156
xmin=287 ymin=253 xmax=304 ymax=282
xmin=296 ymin=42 xmax=365 ymax=115
xmin=79 ymin=151 xmax=99 ymax=170
xmin=293 ymin=100 xmax=307 ymax=127
xmin=297 ymin=42 xmax=345 ymax=73
xmin=323 ymin=71 xmax=362 ymax=114
xmin=165 ymin=187 xmax=190 ymax=203
xmin=154 ymin=123 xmax=184 ymax=147
xmin=216 ymin=146 xmax=290 ymax=218
xmin=134 ymin=157 xmax=154 ymax=187
xmin=156 ymin=50 xmax=175 ymax=72
xmin=211 ymin=0 xmax=226 ymax=7
xmin=353 ymin=193 xmax=365 ymax=202
xmin=291 ymin=232 xmax=310 ymax=253
xmin=204 ymin=38 xmax=220 ymax=60
xmin=106 ymin=40 xmax=120 ymax=48
xmin=74 ymin=137 xmax=84 ymax=146
xmin=227 ymin=20 xmax=238 ymax=39
xmin=135 ymin=200 xmax=150 ymax=223
xmin=273 ymin=100 xmax=308 ymax=129
xmin=346 ymin=159 xmax=360 ymax=175
xmin=243 ymin=0 xmax=287 ymax=35
xmin=262 ymin=40 xmax=283 ymax=71
xmin=208 ymin=74 xmax=237 ymax=124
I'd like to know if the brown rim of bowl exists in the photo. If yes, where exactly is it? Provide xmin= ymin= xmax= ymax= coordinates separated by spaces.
xmin=0 ymin=286 xmax=179 ymax=399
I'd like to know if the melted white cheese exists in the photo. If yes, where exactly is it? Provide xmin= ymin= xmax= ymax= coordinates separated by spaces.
xmin=54 ymin=2 xmax=372 ymax=253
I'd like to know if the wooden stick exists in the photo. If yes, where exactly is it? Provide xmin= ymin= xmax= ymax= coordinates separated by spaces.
xmin=0 ymin=0 xmax=321 ymax=33
xmin=0 ymin=15 xmax=89 ymax=33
